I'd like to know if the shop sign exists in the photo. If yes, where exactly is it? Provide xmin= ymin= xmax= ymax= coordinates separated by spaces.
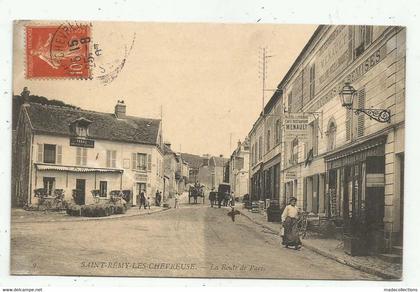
xmin=366 ymin=173 xmax=385 ymax=187
xmin=284 ymin=113 xmax=309 ymax=143
xmin=315 ymin=26 xmax=352 ymax=92
xmin=70 ymin=137 xmax=95 ymax=148
xmin=308 ymin=44 xmax=387 ymax=113
xmin=285 ymin=171 xmax=297 ymax=181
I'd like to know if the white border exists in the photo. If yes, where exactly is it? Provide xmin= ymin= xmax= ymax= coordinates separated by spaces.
xmin=1 ymin=0 xmax=419 ymax=290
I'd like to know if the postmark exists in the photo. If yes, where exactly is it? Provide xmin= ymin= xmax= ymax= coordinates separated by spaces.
xmin=26 ymin=23 xmax=92 ymax=79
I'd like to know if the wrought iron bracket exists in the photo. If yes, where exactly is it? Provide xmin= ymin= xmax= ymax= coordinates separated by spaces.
xmin=353 ymin=108 xmax=391 ymax=123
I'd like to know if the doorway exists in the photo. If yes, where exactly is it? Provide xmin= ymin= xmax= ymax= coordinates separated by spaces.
xmin=75 ymin=179 xmax=86 ymax=205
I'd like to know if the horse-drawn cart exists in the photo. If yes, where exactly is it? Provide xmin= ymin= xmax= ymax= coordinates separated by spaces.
xmin=188 ymin=183 xmax=205 ymax=204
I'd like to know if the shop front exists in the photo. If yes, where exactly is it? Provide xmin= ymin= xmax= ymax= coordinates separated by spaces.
xmin=325 ymin=135 xmax=387 ymax=255
xmin=250 ymin=165 xmax=263 ymax=201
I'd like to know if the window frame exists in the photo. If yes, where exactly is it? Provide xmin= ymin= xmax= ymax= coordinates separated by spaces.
xmin=136 ymin=153 xmax=147 ymax=171
xmin=43 ymin=144 xmax=56 ymax=164
xmin=99 ymin=181 xmax=108 ymax=198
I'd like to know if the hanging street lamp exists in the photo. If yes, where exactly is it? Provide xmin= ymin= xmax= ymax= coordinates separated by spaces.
xmin=339 ymin=82 xmax=391 ymax=123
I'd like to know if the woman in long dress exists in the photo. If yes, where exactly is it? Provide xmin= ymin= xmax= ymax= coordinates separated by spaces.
xmin=281 ymin=197 xmax=302 ymax=250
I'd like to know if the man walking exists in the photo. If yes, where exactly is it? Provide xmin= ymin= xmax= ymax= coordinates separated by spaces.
xmin=139 ymin=191 xmax=146 ymax=210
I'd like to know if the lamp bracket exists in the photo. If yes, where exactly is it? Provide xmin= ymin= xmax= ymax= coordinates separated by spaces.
xmin=353 ymin=108 xmax=391 ymax=123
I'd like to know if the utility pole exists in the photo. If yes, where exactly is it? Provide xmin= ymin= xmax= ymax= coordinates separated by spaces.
xmin=258 ymin=47 xmax=274 ymax=204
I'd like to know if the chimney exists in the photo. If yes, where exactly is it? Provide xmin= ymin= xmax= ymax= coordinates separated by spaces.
xmin=115 ymin=100 xmax=126 ymax=118
xmin=219 ymin=154 xmax=223 ymax=158
xmin=164 ymin=142 xmax=171 ymax=149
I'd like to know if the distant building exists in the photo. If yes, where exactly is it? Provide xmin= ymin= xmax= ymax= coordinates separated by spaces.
xmin=198 ymin=155 xmax=228 ymax=190
xmin=164 ymin=143 xmax=190 ymax=198
xmin=13 ymin=97 xmax=165 ymax=207
xmin=229 ymin=139 xmax=250 ymax=197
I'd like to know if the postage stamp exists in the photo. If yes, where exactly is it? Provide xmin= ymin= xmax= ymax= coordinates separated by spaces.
xmin=26 ymin=23 xmax=92 ymax=79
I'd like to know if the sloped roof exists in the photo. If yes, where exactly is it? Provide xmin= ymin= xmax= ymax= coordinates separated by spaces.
xmin=211 ymin=156 xmax=228 ymax=167
xmin=163 ymin=143 xmax=176 ymax=156
xmin=23 ymin=103 xmax=161 ymax=145
xmin=180 ymin=152 xmax=203 ymax=169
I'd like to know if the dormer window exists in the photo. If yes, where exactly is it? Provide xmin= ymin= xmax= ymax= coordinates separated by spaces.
xmin=70 ymin=117 xmax=92 ymax=138
xmin=76 ymin=125 xmax=88 ymax=137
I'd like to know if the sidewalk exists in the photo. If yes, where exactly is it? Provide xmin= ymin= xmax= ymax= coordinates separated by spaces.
xmin=11 ymin=205 xmax=171 ymax=224
xmin=239 ymin=207 xmax=402 ymax=280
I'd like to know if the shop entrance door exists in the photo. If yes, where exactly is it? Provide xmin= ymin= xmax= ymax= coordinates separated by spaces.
xmin=75 ymin=179 xmax=86 ymax=205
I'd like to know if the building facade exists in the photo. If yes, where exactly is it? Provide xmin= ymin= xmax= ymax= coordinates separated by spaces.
xmin=197 ymin=155 xmax=228 ymax=190
xmin=248 ymin=25 xmax=405 ymax=254
xmin=229 ymin=139 xmax=250 ymax=197
xmin=14 ymin=99 xmax=165 ymax=207
xmin=249 ymin=90 xmax=283 ymax=203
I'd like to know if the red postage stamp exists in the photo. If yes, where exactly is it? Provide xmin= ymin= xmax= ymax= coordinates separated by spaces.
xmin=26 ymin=23 xmax=92 ymax=79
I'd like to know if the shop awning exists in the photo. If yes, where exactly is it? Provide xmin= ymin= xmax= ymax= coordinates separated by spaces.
xmin=35 ymin=163 xmax=123 ymax=173
xmin=325 ymin=135 xmax=386 ymax=170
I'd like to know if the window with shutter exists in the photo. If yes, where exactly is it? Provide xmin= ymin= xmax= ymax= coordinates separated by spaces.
xmin=82 ymin=148 xmax=87 ymax=166
xmin=37 ymin=143 xmax=43 ymax=162
xmin=106 ymin=150 xmax=111 ymax=167
xmin=313 ymin=118 xmax=319 ymax=156
xmin=309 ymin=64 xmax=316 ymax=100
xmin=44 ymin=144 xmax=56 ymax=163
xmin=147 ymin=154 xmax=152 ymax=171
xmin=345 ymin=109 xmax=351 ymax=141
xmin=57 ymin=145 xmax=62 ymax=164
xmin=112 ymin=150 xmax=116 ymax=168
xmin=76 ymin=147 xmax=82 ymax=165
xmin=357 ymin=88 xmax=365 ymax=138
xmin=131 ymin=153 xmax=137 ymax=170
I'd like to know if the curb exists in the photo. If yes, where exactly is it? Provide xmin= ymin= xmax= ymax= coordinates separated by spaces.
xmin=13 ymin=207 xmax=172 ymax=224
xmin=240 ymin=210 xmax=400 ymax=280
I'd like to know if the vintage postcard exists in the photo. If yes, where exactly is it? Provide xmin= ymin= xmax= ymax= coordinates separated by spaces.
xmin=11 ymin=20 xmax=405 ymax=279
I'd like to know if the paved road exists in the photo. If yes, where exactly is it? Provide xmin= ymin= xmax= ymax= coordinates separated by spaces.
xmin=11 ymin=200 xmax=379 ymax=279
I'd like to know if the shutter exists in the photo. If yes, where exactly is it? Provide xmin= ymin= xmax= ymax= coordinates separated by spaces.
xmin=314 ymin=118 xmax=319 ymax=155
xmin=82 ymin=148 xmax=87 ymax=166
xmin=345 ymin=109 xmax=351 ymax=141
xmin=76 ymin=147 xmax=81 ymax=165
xmin=57 ymin=145 xmax=62 ymax=164
xmin=112 ymin=150 xmax=117 ymax=168
xmin=131 ymin=153 xmax=137 ymax=170
xmin=147 ymin=154 xmax=152 ymax=171
xmin=37 ymin=143 xmax=43 ymax=162
xmin=357 ymin=89 xmax=365 ymax=137
xmin=106 ymin=150 xmax=111 ymax=168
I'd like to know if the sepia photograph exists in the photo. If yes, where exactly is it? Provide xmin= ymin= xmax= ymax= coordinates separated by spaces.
xmin=8 ymin=19 xmax=406 ymax=281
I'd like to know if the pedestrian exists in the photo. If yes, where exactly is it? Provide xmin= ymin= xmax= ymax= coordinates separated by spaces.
xmin=159 ymin=191 xmax=163 ymax=206
xmin=155 ymin=191 xmax=162 ymax=207
xmin=227 ymin=207 xmax=240 ymax=222
xmin=139 ymin=191 xmax=146 ymax=210
xmin=281 ymin=197 xmax=302 ymax=250
xmin=174 ymin=192 xmax=179 ymax=209
xmin=230 ymin=191 xmax=235 ymax=207
xmin=209 ymin=190 xmax=215 ymax=208
xmin=155 ymin=190 xmax=160 ymax=206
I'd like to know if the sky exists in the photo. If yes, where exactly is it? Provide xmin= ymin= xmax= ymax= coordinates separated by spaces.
xmin=13 ymin=21 xmax=317 ymax=157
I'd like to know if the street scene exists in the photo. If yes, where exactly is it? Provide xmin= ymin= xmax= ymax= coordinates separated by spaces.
xmin=11 ymin=194 xmax=379 ymax=279
xmin=10 ymin=21 xmax=405 ymax=280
